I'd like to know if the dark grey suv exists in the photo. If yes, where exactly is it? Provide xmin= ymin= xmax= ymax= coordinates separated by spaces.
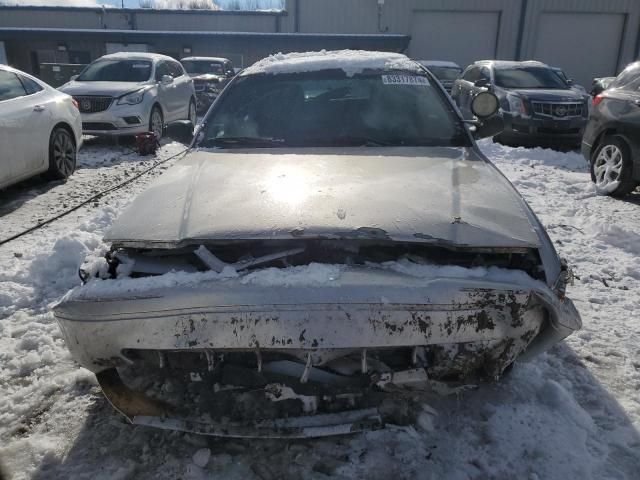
xmin=582 ymin=61 xmax=640 ymax=197
xmin=452 ymin=60 xmax=589 ymax=148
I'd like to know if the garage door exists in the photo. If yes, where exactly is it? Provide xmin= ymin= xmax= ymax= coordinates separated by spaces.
xmin=408 ymin=11 xmax=500 ymax=68
xmin=532 ymin=12 xmax=625 ymax=87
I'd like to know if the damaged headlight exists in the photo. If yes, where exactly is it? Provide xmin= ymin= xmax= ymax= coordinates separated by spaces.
xmin=117 ymin=89 xmax=147 ymax=105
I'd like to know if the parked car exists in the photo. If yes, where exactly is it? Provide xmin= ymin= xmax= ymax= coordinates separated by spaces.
xmin=417 ymin=60 xmax=462 ymax=93
xmin=0 ymin=64 xmax=82 ymax=190
xmin=582 ymin=61 xmax=640 ymax=197
xmin=59 ymin=53 xmax=196 ymax=139
xmin=551 ymin=66 xmax=587 ymax=95
xmin=181 ymin=56 xmax=235 ymax=113
xmin=591 ymin=76 xmax=616 ymax=97
xmin=53 ymin=50 xmax=580 ymax=438
xmin=452 ymin=60 xmax=590 ymax=148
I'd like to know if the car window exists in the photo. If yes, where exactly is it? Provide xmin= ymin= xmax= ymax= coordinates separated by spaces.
xmin=0 ymin=70 xmax=27 ymax=101
xmin=425 ymin=66 xmax=462 ymax=81
xmin=182 ymin=60 xmax=225 ymax=75
xmin=494 ymin=67 xmax=568 ymax=89
xmin=480 ymin=67 xmax=491 ymax=82
xmin=77 ymin=59 xmax=152 ymax=82
xmin=168 ymin=61 xmax=184 ymax=78
xmin=462 ymin=66 xmax=480 ymax=82
xmin=18 ymin=74 xmax=44 ymax=95
xmin=199 ymin=69 xmax=469 ymax=148
xmin=155 ymin=61 xmax=171 ymax=81
xmin=611 ymin=63 xmax=640 ymax=90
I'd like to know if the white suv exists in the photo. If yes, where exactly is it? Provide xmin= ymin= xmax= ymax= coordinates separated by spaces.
xmin=60 ymin=53 xmax=196 ymax=139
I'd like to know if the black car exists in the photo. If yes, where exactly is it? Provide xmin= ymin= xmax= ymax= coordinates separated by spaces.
xmin=582 ymin=61 xmax=640 ymax=197
xmin=452 ymin=60 xmax=590 ymax=148
xmin=180 ymin=56 xmax=235 ymax=113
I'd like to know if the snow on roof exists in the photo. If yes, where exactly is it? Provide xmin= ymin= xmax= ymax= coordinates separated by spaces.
xmin=417 ymin=60 xmax=461 ymax=68
xmin=99 ymin=52 xmax=174 ymax=62
xmin=475 ymin=60 xmax=549 ymax=69
xmin=180 ymin=56 xmax=230 ymax=63
xmin=241 ymin=50 xmax=420 ymax=77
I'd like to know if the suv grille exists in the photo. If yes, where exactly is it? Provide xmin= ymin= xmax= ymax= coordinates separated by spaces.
xmin=531 ymin=102 xmax=583 ymax=118
xmin=74 ymin=96 xmax=113 ymax=113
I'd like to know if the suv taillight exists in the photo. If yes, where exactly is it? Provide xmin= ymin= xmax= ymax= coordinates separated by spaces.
xmin=592 ymin=94 xmax=605 ymax=107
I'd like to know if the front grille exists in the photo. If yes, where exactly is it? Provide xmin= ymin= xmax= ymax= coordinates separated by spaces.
xmin=82 ymin=122 xmax=116 ymax=131
xmin=74 ymin=96 xmax=113 ymax=113
xmin=194 ymin=80 xmax=206 ymax=92
xmin=531 ymin=102 xmax=583 ymax=118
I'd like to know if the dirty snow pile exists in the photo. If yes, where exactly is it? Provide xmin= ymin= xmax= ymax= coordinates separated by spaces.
xmin=0 ymin=139 xmax=639 ymax=479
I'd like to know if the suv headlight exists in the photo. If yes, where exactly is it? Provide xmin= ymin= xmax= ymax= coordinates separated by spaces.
xmin=507 ymin=93 xmax=529 ymax=117
xmin=117 ymin=89 xmax=146 ymax=105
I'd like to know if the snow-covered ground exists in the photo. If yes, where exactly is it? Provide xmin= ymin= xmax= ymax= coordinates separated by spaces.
xmin=0 ymin=139 xmax=639 ymax=479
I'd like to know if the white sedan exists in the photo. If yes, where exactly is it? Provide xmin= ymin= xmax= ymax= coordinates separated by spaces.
xmin=0 ymin=64 xmax=82 ymax=190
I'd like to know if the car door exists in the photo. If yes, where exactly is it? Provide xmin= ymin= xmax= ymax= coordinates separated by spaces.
xmin=0 ymin=70 xmax=52 ymax=187
xmin=155 ymin=61 xmax=179 ymax=121
xmin=168 ymin=60 xmax=192 ymax=119
xmin=615 ymin=76 xmax=640 ymax=140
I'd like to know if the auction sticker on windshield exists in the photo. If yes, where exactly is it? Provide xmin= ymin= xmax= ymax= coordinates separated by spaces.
xmin=382 ymin=75 xmax=429 ymax=86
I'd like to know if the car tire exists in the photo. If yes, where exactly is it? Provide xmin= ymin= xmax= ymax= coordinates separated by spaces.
xmin=46 ymin=127 xmax=76 ymax=180
xmin=590 ymin=135 xmax=636 ymax=197
xmin=187 ymin=97 xmax=197 ymax=128
xmin=149 ymin=105 xmax=164 ymax=140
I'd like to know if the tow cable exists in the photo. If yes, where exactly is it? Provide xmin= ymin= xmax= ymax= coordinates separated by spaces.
xmin=0 ymin=144 xmax=188 ymax=247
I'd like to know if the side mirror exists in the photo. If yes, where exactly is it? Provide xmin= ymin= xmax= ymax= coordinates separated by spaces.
xmin=70 ymin=75 xmax=78 ymax=81
xmin=470 ymin=91 xmax=504 ymax=139
xmin=226 ymin=70 xmax=235 ymax=77
xmin=567 ymin=78 xmax=574 ymax=86
xmin=471 ymin=91 xmax=499 ymax=118
xmin=161 ymin=74 xmax=173 ymax=84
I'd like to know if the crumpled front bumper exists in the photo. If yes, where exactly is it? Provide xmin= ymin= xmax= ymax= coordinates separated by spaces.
xmin=53 ymin=267 xmax=581 ymax=437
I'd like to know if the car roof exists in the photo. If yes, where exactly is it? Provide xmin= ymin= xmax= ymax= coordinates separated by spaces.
xmin=472 ymin=60 xmax=549 ymax=69
xmin=181 ymin=56 xmax=230 ymax=63
xmin=417 ymin=60 xmax=461 ymax=68
xmin=240 ymin=49 xmax=420 ymax=77
xmin=98 ymin=52 xmax=175 ymax=63
xmin=0 ymin=63 xmax=49 ymax=87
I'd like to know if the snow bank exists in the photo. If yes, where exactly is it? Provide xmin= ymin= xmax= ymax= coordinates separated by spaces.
xmin=241 ymin=50 xmax=421 ymax=78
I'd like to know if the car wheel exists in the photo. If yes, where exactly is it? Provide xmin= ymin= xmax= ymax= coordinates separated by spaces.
xmin=591 ymin=136 xmax=636 ymax=197
xmin=149 ymin=105 xmax=164 ymax=140
xmin=46 ymin=127 xmax=76 ymax=180
xmin=187 ymin=98 xmax=197 ymax=128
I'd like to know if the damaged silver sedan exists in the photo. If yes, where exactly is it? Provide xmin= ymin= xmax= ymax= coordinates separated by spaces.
xmin=53 ymin=50 xmax=581 ymax=438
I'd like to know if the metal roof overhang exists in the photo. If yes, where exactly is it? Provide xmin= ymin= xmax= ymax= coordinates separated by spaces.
xmin=0 ymin=27 xmax=410 ymax=51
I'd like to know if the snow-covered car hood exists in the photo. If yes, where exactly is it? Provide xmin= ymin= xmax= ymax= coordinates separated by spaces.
xmin=105 ymin=147 xmax=542 ymax=249
xmin=59 ymin=80 xmax=149 ymax=97
xmin=504 ymin=88 xmax=585 ymax=102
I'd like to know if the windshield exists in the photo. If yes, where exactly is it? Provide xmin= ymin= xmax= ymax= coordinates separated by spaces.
xmin=494 ymin=67 xmax=568 ymax=89
xmin=426 ymin=66 xmax=462 ymax=81
xmin=198 ymin=70 xmax=468 ymax=148
xmin=77 ymin=59 xmax=152 ymax=82
xmin=182 ymin=60 xmax=225 ymax=75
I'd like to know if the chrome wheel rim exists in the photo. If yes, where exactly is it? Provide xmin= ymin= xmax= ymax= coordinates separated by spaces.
xmin=52 ymin=130 xmax=75 ymax=177
xmin=189 ymin=101 xmax=196 ymax=125
xmin=151 ymin=109 xmax=163 ymax=138
xmin=594 ymin=144 xmax=623 ymax=192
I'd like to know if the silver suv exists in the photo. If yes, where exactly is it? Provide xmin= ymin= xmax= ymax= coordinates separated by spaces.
xmin=60 ymin=52 xmax=196 ymax=139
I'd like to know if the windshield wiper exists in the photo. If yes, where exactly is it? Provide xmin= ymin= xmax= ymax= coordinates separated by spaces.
xmin=200 ymin=136 xmax=286 ymax=148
